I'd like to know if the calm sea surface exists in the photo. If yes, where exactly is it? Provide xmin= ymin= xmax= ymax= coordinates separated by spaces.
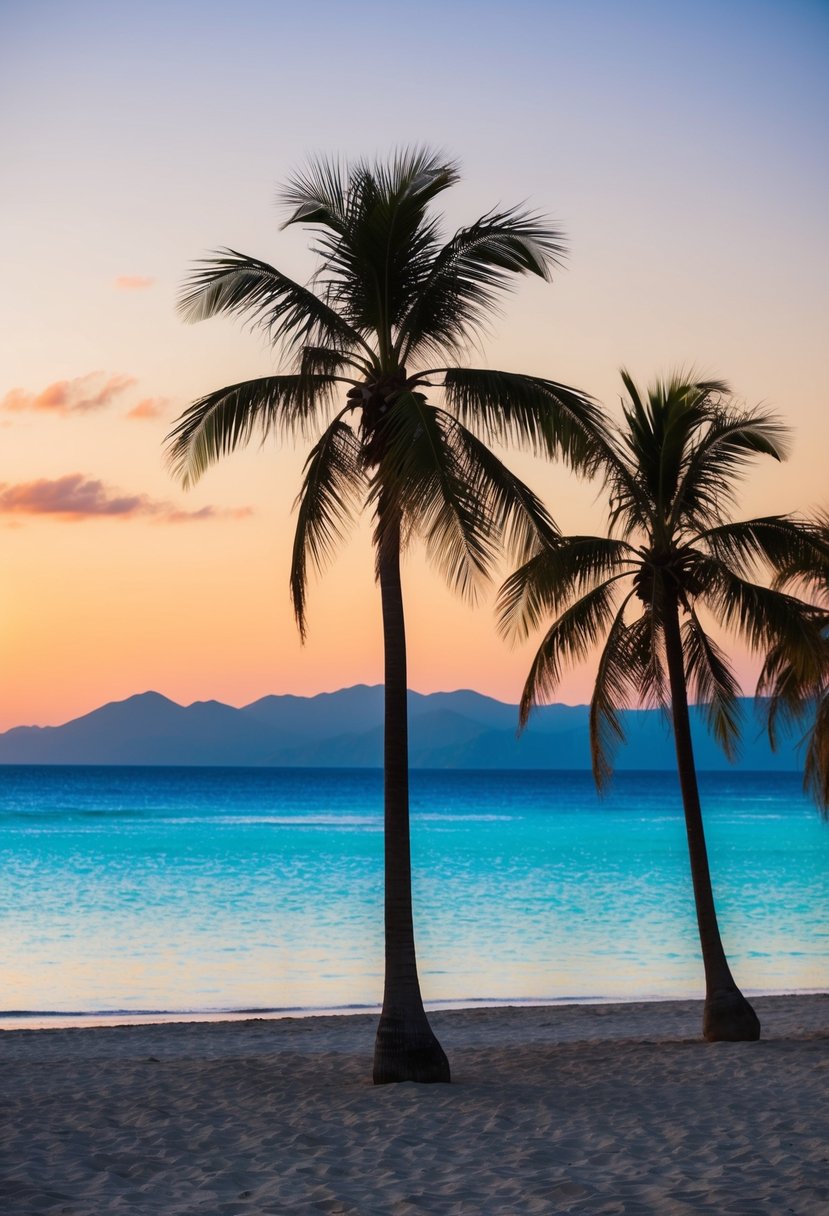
xmin=0 ymin=766 xmax=826 ymax=1025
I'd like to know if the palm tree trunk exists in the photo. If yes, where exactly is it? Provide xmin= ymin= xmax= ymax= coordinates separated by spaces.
xmin=662 ymin=591 xmax=760 ymax=1042
xmin=372 ymin=515 xmax=450 ymax=1083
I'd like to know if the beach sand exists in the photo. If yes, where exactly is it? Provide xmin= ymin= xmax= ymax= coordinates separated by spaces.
xmin=1 ymin=995 xmax=827 ymax=1214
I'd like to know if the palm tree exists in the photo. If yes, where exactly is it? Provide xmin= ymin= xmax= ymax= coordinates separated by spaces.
xmin=498 ymin=371 xmax=826 ymax=1041
xmin=165 ymin=149 xmax=603 ymax=1083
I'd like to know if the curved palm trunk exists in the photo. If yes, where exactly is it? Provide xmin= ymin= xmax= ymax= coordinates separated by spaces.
xmin=662 ymin=592 xmax=760 ymax=1042
xmin=373 ymin=518 xmax=450 ymax=1083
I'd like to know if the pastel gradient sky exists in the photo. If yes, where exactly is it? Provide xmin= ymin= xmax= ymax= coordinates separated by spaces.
xmin=1 ymin=0 xmax=827 ymax=730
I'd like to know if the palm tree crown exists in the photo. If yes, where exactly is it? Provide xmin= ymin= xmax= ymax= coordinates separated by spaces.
xmin=167 ymin=149 xmax=604 ymax=622
xmin=165 ymin=149 xmax=602 ymax=1082
xmin=499 ymin=371 xmax=827 ymax=1041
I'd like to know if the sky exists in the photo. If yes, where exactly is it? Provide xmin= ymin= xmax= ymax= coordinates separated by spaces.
xmin=1 ymin=0 xmax=827 ymax=730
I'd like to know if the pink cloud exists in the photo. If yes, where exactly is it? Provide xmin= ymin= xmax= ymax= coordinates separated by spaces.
xmin=2 ymin=373 xmax=137 ymax=416
xmin=127 ymin=397 xmax=168 ymax=421
xmin=114 ymin=275 xmax=156 ymax=290
xmin=0 ymin=475 xmax=252 ymax=524
xmin=164 ymin=506 xmax=254 ymax=524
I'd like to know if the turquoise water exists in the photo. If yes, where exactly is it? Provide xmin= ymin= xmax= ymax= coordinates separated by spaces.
xmin=0 ymin=767 xmax=826 ymax=1022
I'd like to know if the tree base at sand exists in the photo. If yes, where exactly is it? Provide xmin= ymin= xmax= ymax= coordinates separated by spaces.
xmin=703 ymin=987 xmax=761 ymax=1042
xmin=373 ymin=1016 xmax=451 ymax=1084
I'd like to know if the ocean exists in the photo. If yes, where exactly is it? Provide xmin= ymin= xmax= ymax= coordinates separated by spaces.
xmin=1 ymin=766 xmax=826 ymax=1026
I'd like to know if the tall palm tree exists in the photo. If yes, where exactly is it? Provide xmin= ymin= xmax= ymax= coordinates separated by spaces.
xmin=498 ymin=371 xmax=826 ymax=1041
xmin=165 ymin=150 xmax=603 ymax=1083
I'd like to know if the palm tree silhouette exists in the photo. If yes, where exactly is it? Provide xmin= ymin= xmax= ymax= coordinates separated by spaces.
xmin=499 ymin=371 xmax=826 ymax=1041
xmin=166 ymin=149 xmax=601 ymax=1082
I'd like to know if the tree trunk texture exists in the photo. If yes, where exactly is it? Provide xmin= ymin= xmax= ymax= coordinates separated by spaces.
xmin=372 ymin=518 xmax=450 ymax=1083
xmin=662 ymin=592 xmax=761 ymax=1042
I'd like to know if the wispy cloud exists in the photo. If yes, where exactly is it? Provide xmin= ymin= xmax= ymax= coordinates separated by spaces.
xmin=0 ymin=475 xmax=252 ymax=523
xmin=126 ymin=397 xmax=168 ymax=421
xmin=163 ymin=505 xmax=254 ymax=524
xmin=114 ymin=275 xmax=156 ymax=291
xmin=1 ymin=373 xmax=137 ymax=416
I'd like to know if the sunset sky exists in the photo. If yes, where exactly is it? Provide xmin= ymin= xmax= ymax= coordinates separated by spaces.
xmin=1 ymin=0 xmax=827 ymax=731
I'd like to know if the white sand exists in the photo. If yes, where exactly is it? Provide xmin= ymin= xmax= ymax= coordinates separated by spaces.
xmin=1 ymin=995 xmax=827 ymax=1214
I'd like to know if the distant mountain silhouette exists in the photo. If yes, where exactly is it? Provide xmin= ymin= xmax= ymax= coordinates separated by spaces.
xmin=0 ymin=686 xmax=806 ymax=770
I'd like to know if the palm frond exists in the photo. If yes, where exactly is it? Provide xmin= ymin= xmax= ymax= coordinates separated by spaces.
xmin=588 ymin=592 xmax=644 ymax=789
xmin=771 ymin=510 xmax=829 ymax=596
xmin=696 ymin=516 xmax=825 ymax=581
xmin=625 ymin=607 xmax=670 ymax=713
xmin=398 ymin=208 xmax=566 ymax=363
xmin=178 ymin=249 xmax=373 ymax=359
xmin=757 ymin=637 xmax=829 ymax=815
xmin=440 ymin=412 xmax=562 ymax=564
xmin=497 ymin=536 xmax=635 ymax=642
xmin=756 ymin=639 xmax=818 ymax=746
xmin=681 ymin=609 xmax=742 ymax=760
xmin=297 ymin=345 xmax=365 ymax=379
xmin=165 ymin=374 xmax=341 ymax=488
xmin=757 ymin=643 xmax=798 ymax=747
xmin=371 ymin=392 xmax=496 ymax=601
xmin=373 ymin=146 xmax=461 ymax=205
xmin=671 ymin=405 xmax=790 ymax=532
xmin=603 ymin=451 xmax=653 ymax=538
xmin=290 ymin=418 xmax=366 ymax=639
xmin=700 ymin=558 xmax=827 ymax=665
xmin=279 ymin=155 xmax=350 ymax=229
xmin=440 ymin=367 xmax=605 ymax=473
xmin=804 ymin=693 xmax=829 ymax=815
xmin=518 ymin=578 xmax=623 ymax=727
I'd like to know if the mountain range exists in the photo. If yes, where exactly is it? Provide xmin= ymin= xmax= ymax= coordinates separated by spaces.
xmin=0 ymin=686 xmax=807 ymax=770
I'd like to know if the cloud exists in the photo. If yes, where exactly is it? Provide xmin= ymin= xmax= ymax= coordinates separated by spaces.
xmin=126 ymin=397 xmax=168 ymax=421
xmin=164 ymin=506 xmax=254 ymax=524
xmin=0 ymin=475 xmax=253 ymax=523
xmin=2 ymin=373 xmax=137 ymax=416
xmin=114 ymin=275 xmax=155 ymax=290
